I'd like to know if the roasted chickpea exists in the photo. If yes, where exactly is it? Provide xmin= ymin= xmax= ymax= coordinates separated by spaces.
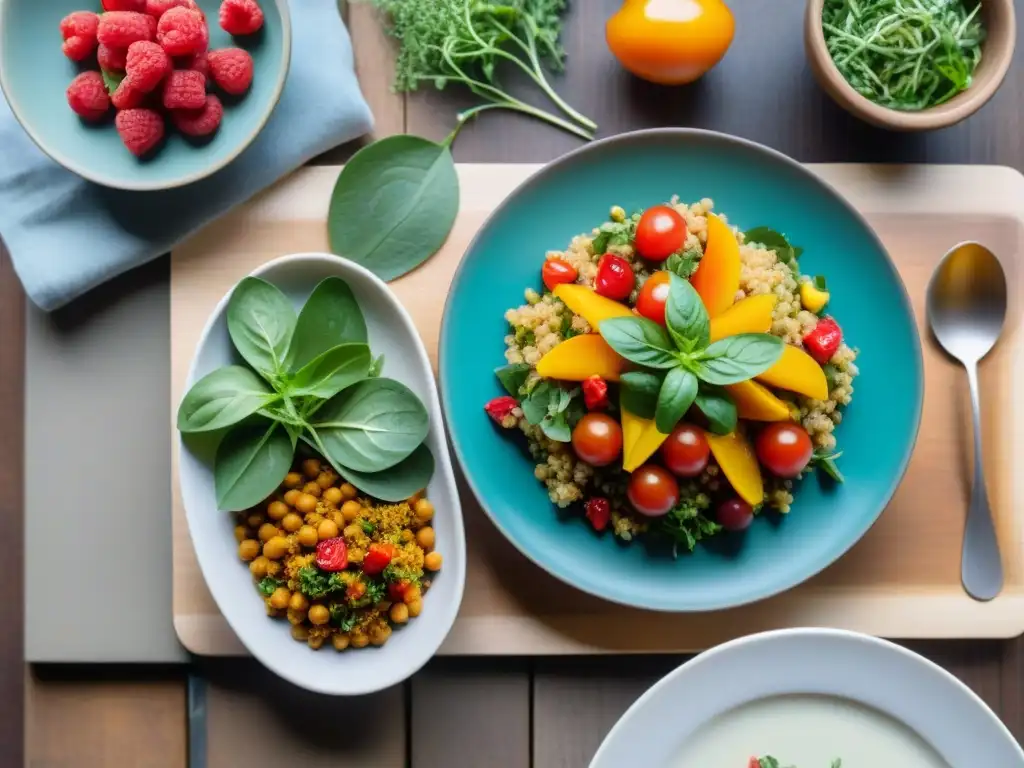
xmin=308 ymin=635 xmax=325 ymax=650
xmin=283 ymin=489 xmax=302 ymax=507
xmin=246 ymin=512 xmax=265 ymax=528
xmin=390 ymin=602 xmax=410 ymax=624
xmin=318 ymin=519 xmax=339 ymax=540
xmin=424 ymin=552 xmax=443 ymax=571
xmin=406 ymin=598 xmax=423 ymax=618
xmin=283 ymin=472 xmax=303 ymax=489
xmin=414 ymin=498 xmax=435 ymax=522
xmin=308 ymin=605 xmax=330 ymax=625
xmin=323 ymin=487 xmax=343 ymax=505
xmin=302 ymin=481 xmax=322 ymax=498
xmin=350 ymin=631 xmax=370 ymax=649
xmin=297 ymin=525 xmax=319 ymax=548
xmin=291 ymin=624 xmax=309 ymax=641
xmin=316 ymin=472 xmax=335 ymax=490
xmin=289 ymin=592 xmax=309 ymax=612
xmin=258 ymin=523 xmax=279 ymax=543
xmin=263 ymin=536 xmax=290 ymax=561
xmin=332 ymin=634 xmax=350 ymax=651
xmin=416 ymin=527 xmax=435 ymax=550
xmin=281 ymin=513 xmax=303 ymax=533
xmin=341 ymin=501 xmax=361 ymax=522
xmin=234 ymin=525 xmax=248 ymax=542
xmin=249 ymin=556 xmax=270 ymax=579
xmin=343 ymin=524 xmax=362 ymax=539
xmin=238 ymin=539 xmax=260 ymax=561
xmin=265 ymin=500 xmax=287 ymax=521
xmin=295 ymin=494 xmax=318 ymax=515
xmin=269 ymin=587 xmax=291 ymax=610
xmin=302 ymin=458 xmax=321 ymax=479
xmin=403 ymin=584 xmax=422 ymax=604
xmin=340 ymin=483 xmax=357 ymax=500
xmin=369 ymin=623 xmax=392 ymax=646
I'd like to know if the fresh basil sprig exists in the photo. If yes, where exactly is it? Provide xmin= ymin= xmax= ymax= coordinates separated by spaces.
xmin=521 ymin=381 xmax=584 ymax=442
xmin=178 ymin=276 xmax=435 ymax=510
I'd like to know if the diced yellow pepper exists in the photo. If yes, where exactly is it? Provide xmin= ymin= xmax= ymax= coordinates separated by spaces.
xmin=800 ymin=281 xmax=830 ymax=314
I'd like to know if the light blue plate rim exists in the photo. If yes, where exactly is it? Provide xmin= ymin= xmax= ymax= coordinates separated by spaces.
xmin=439 ymin=127 xmax=925 ymax=613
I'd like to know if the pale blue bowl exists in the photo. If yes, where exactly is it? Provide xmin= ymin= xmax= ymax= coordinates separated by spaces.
xmin=440 ymin=129 xmax=924 ymax=612
xmin=0 ymin=0 xmax=290 ymax=191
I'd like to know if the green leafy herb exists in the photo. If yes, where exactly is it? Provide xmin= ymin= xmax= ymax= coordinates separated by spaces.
xmin=257 ymin=577 xmax=284 ymax=597
xmin=332 ymin=444 xmax=436 ymax=502
xmin=813 ymin=275 xmax=827 ymax=292
xmin=811 ymin=449 xmax=845 ymax=483
xmin=298 ymin=566 xmax=347 ymax=599
xmin=664 ymin=248 xmax=702 ymax=279
xmin=213 ymin=420 xmax=294 ymax=511
xmin=560 ymin=312 xmax=582 ymax=339
xmin=658 ymin=501 xmax=722 ymax=555
xmin=177 ymin=365 xmax=276 ymax=433
xmin=520 ymin=382 xmax=583 ymax=442
xmin=693 ymin=387 xmax=738 ymax=435
xmin=697 ymin=334 xmax=784 ymax=386
xmin=664 ymin=274 xmax=709 ymax=351
xmin=226 ymin=277 xmax=297 ymax=381
xmin=655 ymin=367 xmax=698 ymax=434
xmin=288 ymin=343 xmax=372 ymax=400
xmin=619 ymin=371 xmax=663 ymax=419
xmin=284 ymin=276 xmax=367 ymax=371
xmin=330 ymin=603 xmax=360 ymax=632
xmin=598 ymin=316 xmax=679 ymax=369
xmin=100 ymin=69 xmax=123 ymax=96
xmin=349 ymin=579 xmax=388 ymax=609
xmin=591 ymin=218 xmax=636 ymax=254
xmin=360 ymin=519 xmax=375 ymax=535
xmin=495 ymin=363 xmax=532 ymax=397
xmin=383 ymin=564 xmax=422 ymax=586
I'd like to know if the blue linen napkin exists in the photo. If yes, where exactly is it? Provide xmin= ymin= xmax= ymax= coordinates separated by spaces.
xmin=0 ymin=2 xmax=373 ymax=312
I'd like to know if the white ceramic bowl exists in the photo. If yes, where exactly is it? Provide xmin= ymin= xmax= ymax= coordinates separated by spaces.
xmin=591 ymin=628 xmax=1024 ymax=767
xmin=177 ymin=253 xmax=466 ymax=696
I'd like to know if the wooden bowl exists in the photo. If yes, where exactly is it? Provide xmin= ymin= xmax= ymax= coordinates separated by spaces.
xmin=805 ymin=0 xmax=1015 ymax=131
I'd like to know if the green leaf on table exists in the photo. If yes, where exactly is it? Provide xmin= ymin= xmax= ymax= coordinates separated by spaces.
xmin=693 ymin=386 xmax=738 ymax=435
xmin=214 ymin=420 xmax=293 ymax=511
xmin=285 ymin=277 xmax=367 ymax=371
xmin=328 ymin=135 xmax=460 ymax=282
xmin=696 ymin=334 xmax=783 ymax=385
xmin=654 ymin=367 xmax=698 ymax=433
xmin=598 ymin=316 xmax=678 ymax=369
xmin=177 ymin=365 xmax=276 ymax=433
xmin=288 ymin=342 xmax=371 ymax=400
xmin=495 ymin=363 xmax=532 ymax=397
xmin=334 ymin=443 xmax=435 ymax=502
xmin=664 ymin=274 xmax=709 ymax=351
xmin=101 ymin=69 xmax=123 ymax=96
xmin=226 ymin=277 xmax=296 ymax=380
xmin=619 ymin=371 xmax=663 ymax=419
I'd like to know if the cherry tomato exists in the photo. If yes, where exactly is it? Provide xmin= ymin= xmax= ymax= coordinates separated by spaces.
xmin=636 ymin=271 xmax=672 ymax=325
xmin=542 ymin=258 xmax=578 ymax=291
xmin=315 ymin=537 xmax=348 ymax=572
xmin=635 ymin=205 xmax=687 ymax=262
xmin=361 ymin=542 xmax=396 ymax=576
xmin=626 ymin=464 xmax=679 ymax=517
xmin=594 ymin=253 xmax=635 ymax=300
xmin=660 ymin=423 xmax=710 ymax=477
xmin=717 ymin=498 xmax=754 ymax=531
xmin=755 ymin=422 xmax=814 ymax=478
xmin=571 ymin=413 xmax=623 ymax=467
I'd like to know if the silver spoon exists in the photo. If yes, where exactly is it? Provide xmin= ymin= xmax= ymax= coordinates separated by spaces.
xmin=926 ymin=241 xmax=1007 ymax=602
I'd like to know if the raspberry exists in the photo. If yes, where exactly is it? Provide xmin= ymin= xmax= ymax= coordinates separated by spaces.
xmin=144 ymin=0 xmax=189 ymax=17
xmin=66 ymin=71 xmax=110 ymax=121
xmin=219 ymin=0 xmax=263 ymax=35
xmin=102 ymin=0 xmax=145 ymax=10
xmin=59 ymin=11 xmax=99 ymax=61
xmin=484 ymin=395 xmax=518 ymax=426
xmin=584 ymin=498 xmax=611 ymax=532
xmin=97 ymin=11 xmax=156 ymax=48
xmin=163 ymin=69 xmax=206 ymax=109
xmin=170 ymin=94 xmax=223 ymax=137
xmin=111 ymin=78 xmax=144 ymax=109
xmin=157 ymin=7 xmax=208 ymax=56
xmin=178 ymin=49 xmax=208 ymax=76
xmin=207 ymin=47 xmax=253 ymax=95
xmin=116 ymin=108 xmax=164 ymax=157
xmin=97 ymin=44 xmax=129 ymax=72
xmin=125 ymin=40 xmax=171 ymax=92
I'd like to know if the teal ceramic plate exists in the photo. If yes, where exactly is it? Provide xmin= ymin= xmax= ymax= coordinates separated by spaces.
xmin=0 ymin=0 xmax=290 ymax=191
xmin=439 ymin=129 xmax=923 ymax=612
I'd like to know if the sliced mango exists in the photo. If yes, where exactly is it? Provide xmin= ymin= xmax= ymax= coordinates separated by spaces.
xmin=706 ymin=430 xmax=764 ymax=507
xmin=690 ymin=213 xmax=741 ymax=318
xmin=724 ymin=380 xmax=791 ymax=421
xmin=709 ymin=294 xmax=777 ymax=342
xmin=536 ymin=334 xmax=625 ymax=382
xmin=756 ymin=344 xmax=829 ymax=401
xmin=621 ymin=405 xmax=670 ymax=472
xmin=553 ymin=284 xmax=633 ymax=330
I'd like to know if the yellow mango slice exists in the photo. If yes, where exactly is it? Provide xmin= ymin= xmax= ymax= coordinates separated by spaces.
xmin=706 ymin=430 xmax=764 ymax=506
xmin=709 ymin=294 xmax=777 ymax=342
xmin=800 ymin=281 xmax=829 ymax=313
xmin=536 ymin=334 xmax=625 ymax=382
xmin=621 ymin=406 xmax=670 ymax=472
xmin=756 ymin=345 xmax=829 ymax=401
xmin=553 ymin=284 xmax=633 ymax=330
xmin=690 ymin=213 xmax=741 ymax=318
xmin=724 ymin=380 xmax=791 ymax=421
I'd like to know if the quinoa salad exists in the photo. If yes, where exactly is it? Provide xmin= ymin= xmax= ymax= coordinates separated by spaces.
xmin=484 ymin=199 xmax=858 ymax=553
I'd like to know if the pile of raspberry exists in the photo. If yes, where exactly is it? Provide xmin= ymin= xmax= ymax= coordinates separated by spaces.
xmin=61 ymin=0 xmax=264 ymax=158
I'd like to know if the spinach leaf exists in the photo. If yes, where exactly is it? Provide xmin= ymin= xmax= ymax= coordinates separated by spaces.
xmin=664 ymin=248 xmax=701 ymax=279
xmin=226 ymin=277 xmax=297 ymax=379
xmin=309 ymin=378 xmax=429 ymax=473
xmin=619 ymin=371 xmax=663 ymax=419
xmin=334 ymin=443 xmax=435 ymax=502
xmin=369 ymin=353 xmax=385 ymax=378
xmin=664 ymin=274 xmax=709 ymax=351
xmin=598 ymin=316 xmax=678 ymax=369
xmin=495 ymin=363 xmax=531 ymax=397
xmin=694 ymin=387 xmax=738 ymax=435
xmin=289 ymin=342 xmax=371 ymax=400
xmin=285 ymin=277 xmax=367 ymax=371
xmin=811 ymin=450 xmax=845 ymax=483
xmin=214 ymin=421 xmax=293 ymax=511
xmin=697 ymin=334 xmax=784 ymax=385
xmin=654 ymin=367 xmax=698 ymax=433
xmin=177 ymin=365 xmax=275 ymax=433
xmin=328 ymin=135 xmax=459 ymax=282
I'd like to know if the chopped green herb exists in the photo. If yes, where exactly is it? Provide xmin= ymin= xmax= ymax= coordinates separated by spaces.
xmin=298 ymin=566 xmax=346 ymax=599
xmin=349 ymin=579 xmax=388 ymax=609
xmin=591 ymin=215 xmax=637 ymax=254
xmin=664 ymin=248 xmax=702 ymax=279
xmin=811 ymin=449 xmax=845 ymax=483
xmin=657 ymin=501 xmax=722 ymax=556
xmin=257 ymin=577 xmax=284 ymax=597
xmin=360 ymin=519 xmax=375 ymax=535
xmin=383 ymin=564 xmax=422 ymax=586
xmin=330 ymin=603 xmax=359 ymax=632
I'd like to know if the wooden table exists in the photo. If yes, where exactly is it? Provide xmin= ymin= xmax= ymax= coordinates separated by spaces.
xmin=8 ymin=1 xmax=1024 ymax=764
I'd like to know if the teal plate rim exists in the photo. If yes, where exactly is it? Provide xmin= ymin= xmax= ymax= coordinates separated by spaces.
xmin=438 ymin=127 xmax=925 ymax=613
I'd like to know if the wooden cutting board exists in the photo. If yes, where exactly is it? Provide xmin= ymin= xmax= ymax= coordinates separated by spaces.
xmin=171 ymin=163 xmax=1024 ymax=655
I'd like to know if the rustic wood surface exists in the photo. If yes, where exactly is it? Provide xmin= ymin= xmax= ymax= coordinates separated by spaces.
xmin=12 ymin=0 xmax=1024 ymax=765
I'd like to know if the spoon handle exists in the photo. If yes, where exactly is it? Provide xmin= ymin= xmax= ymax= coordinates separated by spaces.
xmin=962 ymin=363 xmax=1003 ymax=601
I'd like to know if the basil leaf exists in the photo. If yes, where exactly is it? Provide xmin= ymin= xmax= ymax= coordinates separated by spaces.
xmin=697 ymin=334 xmax=784 ymax=385
xmin=521 ymin=381 xmax=553 ymax=425
xmin=328 ymin=135 xmax=459 ymax=282
xmin=369 ymin=354 xmax=385 ymax=378
xmin=289 ymin=342 xmax=371 ymax=400
xmin=599 ymin=316 xmax=678 ymax=369
xmin=309 ymin=378 xmax=429 ymax=473
xmin=214 ymin=421 xmax=293 ymax=511
xmin=655 ymin=367 xmax=698 ymax=433
xmin=495 ymin=363 xmax=531 ymax=397
xmin=285 ymin=277 xmax=367 ymax=372
xmin=665 ymin=274 xmax=710 ymax=351
xmin=227 ymin=277 xmax=296 ymax=379
xmin=540 ymin=414 xmax=571 ymax=442
xmin=619 ymin=371 xmax=663 ymax=419
xmin=335 ymin=444 xmax=435 ymax=502
xmin=694 ymin=387 xmax=738 ymax=435
xmin=177 ymin=365 xmax=275 ymax=433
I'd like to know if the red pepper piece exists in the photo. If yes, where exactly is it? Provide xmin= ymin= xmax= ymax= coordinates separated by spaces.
xmin=485 ymin=395 xmax=518 ymax=425
xmin=582 ymin=375 xmax=609 ymax=411
xmin=315 ymin=536 xmax=348 ymax=572
xmin=585 ymin=497 xmax=611 ymax=532
xmin=802 ymin=316 xmax=843 ymax=365
xmin=362 ymin=542 xmax=396 ymax=576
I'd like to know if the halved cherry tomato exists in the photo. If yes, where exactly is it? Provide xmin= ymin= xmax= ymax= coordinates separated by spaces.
xmin=636 ymin=271 xmax=672 ymax=325
xmin=635 ymin=205 xmax=687 ymax=262
xmin=595 ymin=253 xmax=635 ymax=300
xmin=627 ymin=464 xmax=679 ymax=517
xmin=362 ymin=542 xmax=395 ymax=576
xmin=542 ymin=258 xmax=578 ymax=291
xmin=660 ymin=423 xmax=710 ymax=477
xmin=717 ymin=498 xmax=753 ymax=531
xmin=315 ymin=537 xmax=348 ymax=572
xmin=572 ymin=413 xmax=623 ymax=467
xmin=756 ymin=423 xmax=813 ymax=478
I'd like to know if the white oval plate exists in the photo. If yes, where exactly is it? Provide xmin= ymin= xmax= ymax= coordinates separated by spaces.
xmin=591 ymin=628 xmax=1024 ymax=767
xmin=178 ymin=253 xmax=466 ymax=696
